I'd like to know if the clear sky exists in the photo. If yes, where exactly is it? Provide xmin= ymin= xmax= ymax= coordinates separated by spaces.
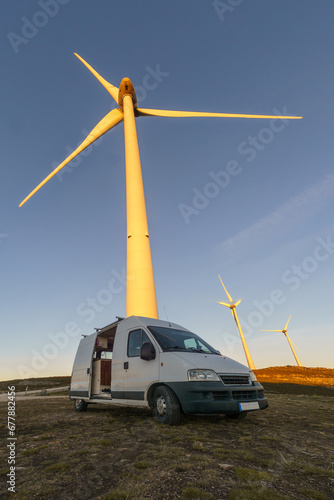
xmin=1 ymin=1 xmax=334 ymax=381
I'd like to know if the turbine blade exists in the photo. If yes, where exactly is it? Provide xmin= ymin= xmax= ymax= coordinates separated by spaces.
xmin=290 ymin=339 xmax=300 ymax=351
xmin=234 ymin=299 xmax=242 ymax=307
xmin=218 ymin=301 xmax=232 ymax=308
xmin=137 ymin=108 xmax=303 ymax=120
xmin=218 ymin=275 xmax=233 ymax=303
xmin=74 ymin=53 xmax=119 ymax=104
xmin=231 ymin=309 xmax=238 ymax=326
xmin=284 ymin=315 xmax=292 ymax=331
xmin=260 ymin=329 xmax=282 ymax=332
xmin=19 ymin=109 xmax=123 ymax=207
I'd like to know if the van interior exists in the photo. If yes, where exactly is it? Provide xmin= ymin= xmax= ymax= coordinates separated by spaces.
xmin=91 ymin=323 xmax=118 ymax=398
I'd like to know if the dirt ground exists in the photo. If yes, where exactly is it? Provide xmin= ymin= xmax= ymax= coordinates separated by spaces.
xmin=1 ymin=383 xmax=333 ymax=499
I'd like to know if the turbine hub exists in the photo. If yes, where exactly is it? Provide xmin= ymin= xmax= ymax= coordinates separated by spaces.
xmin=118 ymin=77 xmax=137 ymax=111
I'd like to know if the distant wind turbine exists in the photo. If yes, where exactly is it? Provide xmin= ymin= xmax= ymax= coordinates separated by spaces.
xmin=261 ymin=315 xmax=302 ymax=367
xmin=19 ymin=53 xmax=302 ymax=319
xmin=218 ymin=276 xmax=256 ymax=370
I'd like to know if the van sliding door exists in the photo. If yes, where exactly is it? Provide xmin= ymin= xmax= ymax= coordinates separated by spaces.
xmin=70 ymin=332 xmax=97 ymax=398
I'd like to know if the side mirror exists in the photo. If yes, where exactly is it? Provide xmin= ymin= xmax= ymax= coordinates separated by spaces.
xmin=140 ymin=342 xmax=156 ymax=361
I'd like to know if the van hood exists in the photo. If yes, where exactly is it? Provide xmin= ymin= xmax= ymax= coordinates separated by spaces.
xmin=172 ymin=352 xmax=251 ymax=374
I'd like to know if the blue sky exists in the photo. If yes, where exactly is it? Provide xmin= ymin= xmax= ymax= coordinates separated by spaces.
xmin=1 ymin=1 xmax=334 ymax=381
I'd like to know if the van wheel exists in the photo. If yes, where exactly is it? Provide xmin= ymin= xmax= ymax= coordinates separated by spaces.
xmin=226 ymin=411 xmax=247 ymax=420
xmin=153 ymin=386 xmax=180 ymax=425
xmin=74 ymin=399 xmax=88 ymax=412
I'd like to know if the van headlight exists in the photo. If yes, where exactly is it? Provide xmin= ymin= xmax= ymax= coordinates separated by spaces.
xmin=249 ymin=371 xmax=257 ymax=382
xmin=188 ymin=369 xmax=220 ymax=382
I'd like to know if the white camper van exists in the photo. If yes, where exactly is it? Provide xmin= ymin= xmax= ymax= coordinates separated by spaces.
xmin=69 ymin=316 xmax=268 ymax=425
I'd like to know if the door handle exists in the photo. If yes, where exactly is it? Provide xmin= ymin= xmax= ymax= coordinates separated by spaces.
xmin=124 ymin=362 xmax=129 ymax=370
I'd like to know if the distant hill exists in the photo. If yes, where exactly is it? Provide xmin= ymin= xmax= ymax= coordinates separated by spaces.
xmin=1 ymin=367 xmax=333 ymax=395
xmin=254 ymin=366 xmax=334 ymax=387
xmin=0 ymin=376 xmax=70 ymax=393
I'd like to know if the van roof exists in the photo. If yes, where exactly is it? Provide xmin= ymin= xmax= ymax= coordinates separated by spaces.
xmin=93 ymin=315 xmax=191 ymax=337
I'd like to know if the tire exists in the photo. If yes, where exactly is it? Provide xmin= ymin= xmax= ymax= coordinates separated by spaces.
xmin=153 ymin=386 xmax=180 ymax=425
xmin=226 ymin=411 xmax=247 ymax=420
xmin=74 ymin=399 xmax=88 ymax=412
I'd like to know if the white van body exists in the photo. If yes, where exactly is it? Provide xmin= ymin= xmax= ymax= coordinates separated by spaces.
xmin=69 ymin=316 xmax=268 ymax=424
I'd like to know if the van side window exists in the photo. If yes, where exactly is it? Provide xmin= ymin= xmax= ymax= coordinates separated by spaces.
xmin=128 ymin=329 xmax=150 ymax=357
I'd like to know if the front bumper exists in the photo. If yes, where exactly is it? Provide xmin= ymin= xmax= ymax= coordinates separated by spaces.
xmin=167 ymin=381 xmax=268 ymax=415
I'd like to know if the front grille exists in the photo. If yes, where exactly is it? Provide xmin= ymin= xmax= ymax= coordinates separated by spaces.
xmin=232 ymin=391 xmax=256 ymax=401
xmin=212 ymin=392 xmax=230 ymax=401
xmin=219 ymin=374 xmax=251 ymax=386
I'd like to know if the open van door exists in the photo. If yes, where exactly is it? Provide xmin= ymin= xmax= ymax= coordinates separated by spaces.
xmin=70 ymin=332 xmax=97 ymax=398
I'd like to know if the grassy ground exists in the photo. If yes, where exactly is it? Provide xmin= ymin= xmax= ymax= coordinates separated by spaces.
xmin=261 ymin=382 xmax=334 ymax=397
xmin=1 ymin=385 xmax=333 ymax=499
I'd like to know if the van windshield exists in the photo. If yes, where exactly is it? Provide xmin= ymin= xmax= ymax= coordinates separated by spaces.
xmin=147 ymin=326 xmax=220 ymax=355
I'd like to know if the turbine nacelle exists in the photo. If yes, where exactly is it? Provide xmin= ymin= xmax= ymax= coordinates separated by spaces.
xmin=118 ymin=77 xmax=137 ymax=111
xmin=218 ymin=300 xmax=241 ymax=310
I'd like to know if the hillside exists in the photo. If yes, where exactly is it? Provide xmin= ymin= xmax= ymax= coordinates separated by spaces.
xmin=0 ymin=376 xmax=70 ymax=393
xmin=1 ymin=367 xmax=334 ymax=394
xmin=254 ymin=365 xmax=334 ymax=387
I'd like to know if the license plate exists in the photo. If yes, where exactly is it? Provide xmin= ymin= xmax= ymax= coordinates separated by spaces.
xmin=238 ymin=402 xmax=260 ymax=411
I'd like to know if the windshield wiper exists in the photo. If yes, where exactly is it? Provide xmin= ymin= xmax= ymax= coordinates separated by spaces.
xmin=188 ymin=347 xmax=221 ymax=354
xmin=164 ymin=345 xmax=187 ymax=351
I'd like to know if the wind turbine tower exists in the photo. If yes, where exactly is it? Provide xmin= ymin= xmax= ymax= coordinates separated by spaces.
xmin=261 ymin=315 xmax=302 ymax=367
xmin=19 ymin=53 xmax=302 ymax=320
xmin=218 ymin=276 xmax=256 ymax=371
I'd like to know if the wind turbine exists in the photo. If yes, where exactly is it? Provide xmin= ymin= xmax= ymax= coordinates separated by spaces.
xmin=218 ymin=276 xmax=256 ymax=370
xmin=19 ymin=53 xmax=302 ymax=320
xmin=261 ymin=315 xmax=302 ymax=367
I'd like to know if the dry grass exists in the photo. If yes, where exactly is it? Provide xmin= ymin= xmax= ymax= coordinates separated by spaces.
xmin=0 ymin=381 xmax=333 ymax=499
